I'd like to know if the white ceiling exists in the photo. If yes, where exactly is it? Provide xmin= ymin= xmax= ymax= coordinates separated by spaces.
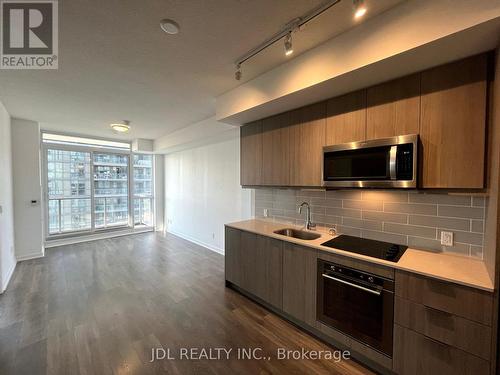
xmin=0 ymin=0 xmax=404 ymax=141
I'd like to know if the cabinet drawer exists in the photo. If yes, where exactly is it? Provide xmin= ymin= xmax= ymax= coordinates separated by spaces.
xmin=395 ymin=271 xmax=493 ymax=325
xmin=395 ymin=297 xmax=491 ymax=360
xmin=393 ymin=325 xmax=489 ymax=375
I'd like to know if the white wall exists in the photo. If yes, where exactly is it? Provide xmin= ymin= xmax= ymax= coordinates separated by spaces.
xmin=11 ymin=118 xmax=44 ymax=261
xmin=0 ymin=102 xmax=16 ymax=293
xmin=164 ymin=128 xmax=252 ymax=253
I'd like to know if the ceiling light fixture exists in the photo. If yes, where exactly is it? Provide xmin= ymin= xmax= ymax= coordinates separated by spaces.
xmin=284 ymin=32 xmax=293 ymax=56
xmin=110 ymin=120 xmax=131 ymax=133
xmin=353 ymin=0 xmax=367 ymax=19
xmin=160 ymin=19 xmax=180 ymax=34
xmin=233 ymin=0 xmax=341 ymax=80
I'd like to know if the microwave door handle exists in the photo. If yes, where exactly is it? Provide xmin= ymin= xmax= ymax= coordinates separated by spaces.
xmin=322 ymin=273 xmax=381 ymax=296
xmin=389 ymin=145 xmax=397 ymax=180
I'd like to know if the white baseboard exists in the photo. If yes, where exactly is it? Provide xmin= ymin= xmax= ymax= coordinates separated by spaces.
xmin=0 ymin=260 xmax=17 ymax=294
xmin=167 ymin=229 xmax=224 ymax=255
xmin=16 ymin=251 xmax=45 ymax=262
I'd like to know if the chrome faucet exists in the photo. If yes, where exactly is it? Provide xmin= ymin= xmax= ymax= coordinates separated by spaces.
xmin=298 ymin=202 xmax=316 ymax=230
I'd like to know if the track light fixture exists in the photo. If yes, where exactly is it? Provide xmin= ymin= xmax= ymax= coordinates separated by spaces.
xmin=235 ymin=64 xmax=242 ymax=81
xmin=233 ymin=0 xmax=341 ymax=80
xmin=284 ymin=32 xmax=293 ymax=56
xmin=353 ymin=0 xmax=367 ymax=19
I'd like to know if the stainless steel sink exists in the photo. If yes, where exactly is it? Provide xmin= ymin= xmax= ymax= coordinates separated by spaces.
xmin=273 ymin=228 xmax=321 ymax=241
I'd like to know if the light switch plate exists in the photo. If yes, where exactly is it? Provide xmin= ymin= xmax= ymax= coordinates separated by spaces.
xmin=440 ymin=231 xmax=454 ymax=247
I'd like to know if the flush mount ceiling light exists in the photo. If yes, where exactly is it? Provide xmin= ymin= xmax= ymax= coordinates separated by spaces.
xmin=233 ymin=0 xmax=341 ymax=80
xmin=160 ymin=19 xmax=180 ymax=34
xmin=284 ymin=32 xmax=293 ymax=56
xmin=353 ymin=0 xmax=367 ymax=19
xmin=110 ymin=120 xmax=131 ymax=133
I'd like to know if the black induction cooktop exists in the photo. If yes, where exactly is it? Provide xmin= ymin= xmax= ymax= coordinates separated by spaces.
xmin=321 ymin=235 xmax=408 ymax=262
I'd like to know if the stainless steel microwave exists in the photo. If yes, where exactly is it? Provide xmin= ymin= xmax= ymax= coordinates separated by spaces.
xmin=322 ymin=134 xmax=418 ymax=188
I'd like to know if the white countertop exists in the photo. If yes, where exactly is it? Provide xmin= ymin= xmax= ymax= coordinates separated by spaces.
xmin=225 ymin=219 xmax=494 ymax=292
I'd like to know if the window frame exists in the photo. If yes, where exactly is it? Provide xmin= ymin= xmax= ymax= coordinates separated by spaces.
xmin=42 ymin=139 xmax=155 ymax=240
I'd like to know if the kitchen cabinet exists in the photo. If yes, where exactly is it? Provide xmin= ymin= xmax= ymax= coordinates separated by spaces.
xmin=261 ymin=112 xmax=291 ymax=186
xmin=240 ymin=53 xmax=489 ymax=190
xmin=394 ymin=270 xmax=494 ymax=375
xmin=240 ymin=120 xmax=262 ymax=186
xmin=325 ymin=90 xmax=366 ymax=145
xmin=366 ymin=74 xmax=420 ymax=139
xmin=224 ymin=227 xmax=242 ymax=286
xmin=420 ymin=54 xmax=487 ymax=188
xmin=224 ymin=228 xmax=283 ymax=309
xmin=289 ymin=102 xmax=326 ymax=186
xmin=393 ymin=325 xmax=489 ymax=375
xmin=282 ymin=242 xmax=317 ymax=326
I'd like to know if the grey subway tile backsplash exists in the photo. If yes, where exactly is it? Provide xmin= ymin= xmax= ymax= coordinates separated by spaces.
xmin=437 ymin=205 xmax=484 ymax=219
xmin=362 ymin=211 xmax=408 ymax=224
xmin=253 ymin=189 xmax=486 ymax=259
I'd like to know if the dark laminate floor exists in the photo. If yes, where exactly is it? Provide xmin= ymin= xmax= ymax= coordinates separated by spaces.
xmin=0 ymin=232 xmax=373 ymax=375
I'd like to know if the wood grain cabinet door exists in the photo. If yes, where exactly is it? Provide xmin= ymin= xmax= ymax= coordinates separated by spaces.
xmin=224 ymin=227 xmax=242 ymax=286
xmin=262 ymin=112 xmax=291 ymax=186
xmin=255 ymin=235 xmax=283 ymax=309
xmin=289 ymin=102 xmax=326 ymax=187
xmin=366 ymin=74 xmax=420 ymax=139
xmin=326 ymin=90 xmax=366 ymax=145
xmin=420 ymin=54 xmax=487 ymax=188
xmin=240 ymin=121 xmax=262 ymax=186
xmin=282 ymin=243 xmax=317 ymax=326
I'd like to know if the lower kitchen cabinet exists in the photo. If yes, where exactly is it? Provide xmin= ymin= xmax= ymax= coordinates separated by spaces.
xmin=224 ymin=227 xmax=283 ymax=309
xmin=393 ymin=324 xmax=489 ymax=375
xmin=282 ymin=243 xmax=317 ymax=326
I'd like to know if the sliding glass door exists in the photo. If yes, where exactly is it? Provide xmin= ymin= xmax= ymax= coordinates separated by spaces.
xmin=44 ymin=141 xmax=154 ymax=239
xmin=133 ymin=154 xmax=154 ymax=227
xmin=93 ymin=153 xmax=129 ymax=228
xmin=47 ymin=149 xmax=92 ymax=234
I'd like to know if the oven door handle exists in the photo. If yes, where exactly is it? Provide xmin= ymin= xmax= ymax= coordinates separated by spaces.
xmin=322 ymin=273 xmax=381 ymax=296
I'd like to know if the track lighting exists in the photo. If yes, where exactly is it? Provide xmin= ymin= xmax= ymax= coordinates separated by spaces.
xmin=235 ymin=64 xmax=242 ymax=81
xmin=232 ymin=0 xmax=341 ymax=80
xmin=353 ymin=0 xmax=367 ymax=19
xmin=284 ymin=32 xmax=293 ymax=56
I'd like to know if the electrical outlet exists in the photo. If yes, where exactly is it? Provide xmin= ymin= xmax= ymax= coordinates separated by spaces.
xmin=263 ymin=208 xmax=269 ymax=218
xmin=440 ymin=231 xmax=454 ymax=247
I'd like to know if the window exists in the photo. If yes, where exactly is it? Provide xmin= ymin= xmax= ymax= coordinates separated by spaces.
xmin=44 ymin=134 xmax=154 ymax=238
xmin=47 ymin=149 xmax=92 ymax=234
xmin=133 ymin=154 xmax=154 ymax=227
xmin=93 ymin=153 xmax=129 ymax=228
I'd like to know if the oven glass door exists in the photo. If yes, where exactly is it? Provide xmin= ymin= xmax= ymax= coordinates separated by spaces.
xmin=318 ymin=270 xmax=394 ymax=356
xmin=323 ymin=146 xmax=391 ymax=181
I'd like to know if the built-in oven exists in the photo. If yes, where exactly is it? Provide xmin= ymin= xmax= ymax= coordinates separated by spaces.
xmin=322 ymin=134 xmax=418 ymax=188
xmin=317 ymin=260 xmax=394 ymax=357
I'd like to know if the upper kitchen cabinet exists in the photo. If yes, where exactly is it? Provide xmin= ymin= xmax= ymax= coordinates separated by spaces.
xmin=261 ymin=112 xmax=291 ymax=186
xmin=420 ymin=54 xmax=488 ymax=189
xmin=289 ymin=102 xmax=326 ymax=186
xmin=366 ymin=74 xmax=420 ymax=139
xmin=240 ymin=120 xmax=262 ymax=186
xmin=325 ymin=90 xmax=366 ymax=146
